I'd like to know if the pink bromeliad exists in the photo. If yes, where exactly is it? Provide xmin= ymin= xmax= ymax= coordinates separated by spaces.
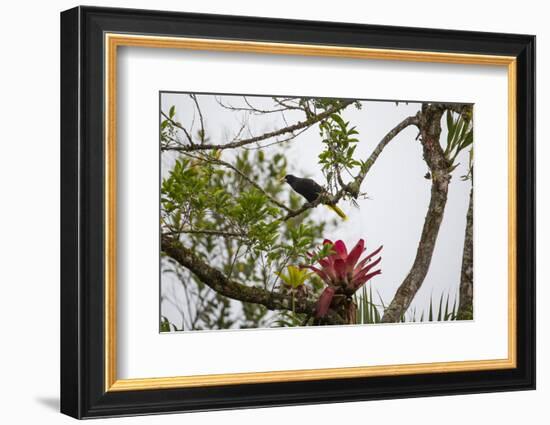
xmin=304 ymin=239 xmax=382 ymax=319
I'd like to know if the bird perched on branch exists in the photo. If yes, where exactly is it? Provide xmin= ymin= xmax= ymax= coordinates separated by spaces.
xmin=281 ymin=174 xmax=347 ymax=220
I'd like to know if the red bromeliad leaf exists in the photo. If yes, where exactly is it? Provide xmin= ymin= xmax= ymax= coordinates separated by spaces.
xmin=318 ymin=255 xmax=334 ymax=271
xmin=303 ymin=264 xmax=331 ymax=283
xmin=353 ymin=245 xmax=382 ymax=272
xmin=306 ymin=239 xmax=383 ymax=297
xmin=346 ymin=239 xmax=365 ymax=270
xmin=333 ymin=258 xmax=347 ymax=283
xmin=351 ymin=256 xmax=382 ymax=289
xmin=315 ymin=286 xmax=336 ymax=318
xmin=332 ymin=240 xmax=348 ymax=259
xmin=351 ymin=269 xmax=382 ymax=291
xmin=358 ymin=245 xmax=383 ymax=266
xmin=356 ymin=255 xmax=382 ymax=277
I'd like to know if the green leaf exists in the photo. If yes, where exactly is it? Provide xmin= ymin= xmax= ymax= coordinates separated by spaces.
xmin=446 ymin=110 xmax=453 ymax=139
xmin=437 ymin=293 xmax=444 ymax=322
xmin=331 ymin=113 xmax=346 ymax=129
xmin=447 ymin=114 xmax=457 ymax=147
xmin=160 ymin=316 xmax=173 ymax=332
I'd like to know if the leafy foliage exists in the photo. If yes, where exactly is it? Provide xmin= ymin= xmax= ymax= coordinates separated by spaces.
xmin=161 ymin=107 xmax=331 ymax=330
xmin=275 ymin=265 xmax=311 ymax=289
xmin=354 ymin=286 xmax=458 ymax=324
xmin=354 ymin=285 xmax=382 ymax=324
xmin=160 ymin=97 xmax=473 ymax=330
xmin=160 ymin=316 xmax=180 ymax=332
xmin=444 ymin=110 xmax=473 ymax=174
xmin=318 ymin=110 xmax=361 ymax=195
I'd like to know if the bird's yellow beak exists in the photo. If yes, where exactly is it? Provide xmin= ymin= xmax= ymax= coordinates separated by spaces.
xmin=279 ymin=176 xmax=286 ymax=183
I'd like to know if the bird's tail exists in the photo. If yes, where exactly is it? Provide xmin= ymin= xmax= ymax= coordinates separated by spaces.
xmin=325 ymin=204 xmax=348 ymax=220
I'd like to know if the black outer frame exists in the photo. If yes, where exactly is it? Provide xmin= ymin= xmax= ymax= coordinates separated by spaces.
xmin=60 ymin=5 xmax=536 ymax=419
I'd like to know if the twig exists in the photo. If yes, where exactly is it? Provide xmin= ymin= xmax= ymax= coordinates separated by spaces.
xmin=277 ymin=113 xmax=421 ymax=222
xmin=160 ymin=111 xmax=194 ymax=145
xmin=241 ymin=127 xmax=309 ymax=150
xmin=169 ymin=100 xmax=355 ymax=152
xmin=163 ymin=229 xmax=246 ymax=239
xmin=350 ymin=113 xmax=421 ymax=194
xmin=216 ymin=96 xmax=293 ymax=115
xmin=189 ymin=94 xmax=206 ymax=144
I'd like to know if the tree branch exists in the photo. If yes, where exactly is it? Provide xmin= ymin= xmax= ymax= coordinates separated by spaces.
xmin=438 ymin=103 xmax=473 ymax=117
xmin=162 ymin=236 xmax=346 ymax=325
xmin=216 ymin=95 xmax=300 ymax=115
xmin=167 ymin=105 xmax=420 ymax=228
xmin=167 ymin=100 xmax=355 ymax=152
xmin=278 ymin=113 xmax=420 ymax=222
xmin=189 ymin=94 xmax=206 ymax=144
xmin=163 ymin=229 xmax=247 ymax=240
xmin=160 ymin=111 xmax=194 ymax=145
xmin=381 ymin=104 xmax=452 ymax=323
xmin=345 ymin=113 xmax=421 ymax=197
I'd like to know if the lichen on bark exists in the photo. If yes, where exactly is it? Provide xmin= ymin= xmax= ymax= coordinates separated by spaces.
xmin=457 ymin=188 xmax=474 ymax=320
xmin=381 ymin=104 xmax=452 ymax=323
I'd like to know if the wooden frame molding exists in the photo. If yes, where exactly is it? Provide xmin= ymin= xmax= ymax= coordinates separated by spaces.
xmin=104 ymin=33 xmax=518 ymax=392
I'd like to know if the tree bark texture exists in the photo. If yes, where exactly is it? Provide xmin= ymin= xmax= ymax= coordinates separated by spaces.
xmin=381 ymin=105 xmax=452 ymax=323
xmin=457 ymin=187 xmax=474 ymax=320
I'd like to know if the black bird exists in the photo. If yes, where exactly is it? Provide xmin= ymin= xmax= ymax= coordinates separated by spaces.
xmin=281 ymin=174 xmax=347 ymax=220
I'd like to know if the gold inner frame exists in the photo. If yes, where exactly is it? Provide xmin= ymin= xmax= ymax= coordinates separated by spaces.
xmin=104 ymin=33 xmax=517 ymax=392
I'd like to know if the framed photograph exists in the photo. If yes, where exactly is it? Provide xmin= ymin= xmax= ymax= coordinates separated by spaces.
xmin=60 ymin=6 xmax=535 ymax=419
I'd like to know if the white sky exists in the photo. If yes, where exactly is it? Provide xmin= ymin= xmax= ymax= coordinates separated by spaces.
xmin=160 ymin=93 xmax=471 ymax=326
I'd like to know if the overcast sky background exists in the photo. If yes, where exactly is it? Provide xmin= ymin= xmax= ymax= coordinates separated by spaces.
xmin=160 ymin=93 xmax=472 ymax=328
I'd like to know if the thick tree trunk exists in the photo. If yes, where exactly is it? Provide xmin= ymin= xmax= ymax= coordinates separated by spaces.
xmin=381 ymin=105 xmax=451 ymax=323
xmin=457 ymin=187 xmax=474 ymax=320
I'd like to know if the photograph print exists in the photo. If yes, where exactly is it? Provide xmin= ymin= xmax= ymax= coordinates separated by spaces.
xmin=160 ymin=93 xmax=474 ymax=332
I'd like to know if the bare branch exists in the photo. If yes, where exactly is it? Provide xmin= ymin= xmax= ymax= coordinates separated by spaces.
xmin=348 ymin=114 xmax=421 ymax=194
xmin=169 ymin=100 xmax=355 ymax=152
xmin=241 ymin=126 xmax=309 ymax=150
xmin=163 ymin=229 xmax=247 ymax=240
xmin=272 ymin=97 xmax=303 ymax=111
xmin=216 ymin=96 xmax=294 ymax=115
xmin=189 ymin=94 xmax=206 ymax=144
xmin=278 ymin=113 xmax=421 ymax=222
xmin=160 ymin=111 xmax=194 ymax=145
